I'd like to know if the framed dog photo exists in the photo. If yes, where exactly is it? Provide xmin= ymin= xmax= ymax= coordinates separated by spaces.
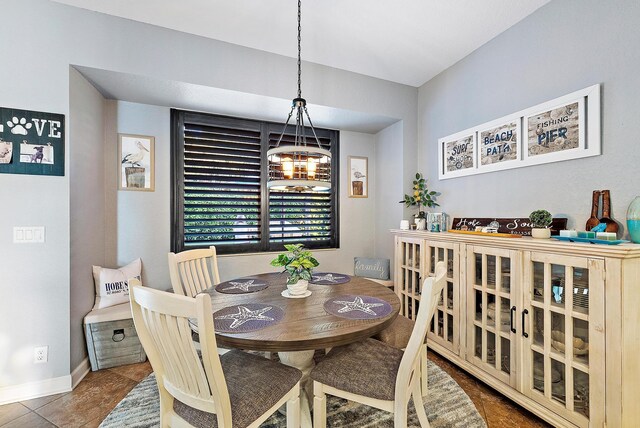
xmin=118 ymin=134 xmax=155 ymax=191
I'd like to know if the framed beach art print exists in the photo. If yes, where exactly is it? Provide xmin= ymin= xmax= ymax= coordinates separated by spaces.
xmin=118 ymin=134 xmax=155 ymax=191
xmin=522 ymin=84 xmax=600 ymax=166
xmin=476 ymin=114 xmax=522 ymax=173
xmin=348 ymin=156 xmax=368 ymax=198
xmin=438 ymin=128 xmax=476 ymax=179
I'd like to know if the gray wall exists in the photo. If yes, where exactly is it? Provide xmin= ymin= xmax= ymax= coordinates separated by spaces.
xmin=375 ymin=121 xmax=404 ymax=271
xmin=69 ymin=69 xmax=107 ymax=372
xmin=110 ymin=102 xmax=379 ymax=288
xmin=1 ymin=0 xmax=415 ymax=396
xmin=418 ymin=0 xmax=640 ymax=233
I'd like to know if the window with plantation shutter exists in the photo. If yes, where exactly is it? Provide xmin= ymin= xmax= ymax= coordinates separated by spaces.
xmin=171 ymin=110 xmax=339 ymax=255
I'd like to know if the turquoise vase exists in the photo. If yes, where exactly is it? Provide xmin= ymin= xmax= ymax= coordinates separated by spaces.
xmin=627 ymin=196 xmax=640 ymax=243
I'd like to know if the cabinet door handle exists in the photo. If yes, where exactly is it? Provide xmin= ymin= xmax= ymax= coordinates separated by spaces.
xmin=510 ymin=306 xmax=517 ymax=333
xmin=522 ymin=309 xmax=529 ymax=338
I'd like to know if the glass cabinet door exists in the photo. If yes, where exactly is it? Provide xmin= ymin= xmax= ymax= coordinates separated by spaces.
xmin=395 ymin=237 xmax=424 ymax=319
xmin=466 ymin=245 xmax=518 ymax=388
xmin=425 ymin=241 xmax=460 ymax=355
xmin=522 ymin=252 xmax=605 ymax=428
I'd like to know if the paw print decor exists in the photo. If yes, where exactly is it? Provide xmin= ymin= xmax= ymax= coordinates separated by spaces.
xmin=6 ymin=117 xmax=32 ymax=136
xmin=0 ymin=106 xmax=65 ymax=177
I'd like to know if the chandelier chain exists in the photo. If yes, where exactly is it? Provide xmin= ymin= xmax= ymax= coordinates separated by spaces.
xmin=297 ymin=0 xmax=302 ymax=98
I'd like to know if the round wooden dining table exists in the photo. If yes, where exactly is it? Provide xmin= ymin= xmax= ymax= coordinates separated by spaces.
xmin=203 ymin=272 xmax=401 ymax=428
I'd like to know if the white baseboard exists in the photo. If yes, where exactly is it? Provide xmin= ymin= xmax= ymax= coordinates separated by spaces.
xmin=71 ymin=357 xmax=91 ymax=389
xmin=0 ymin=375 xmax=72 ymax=406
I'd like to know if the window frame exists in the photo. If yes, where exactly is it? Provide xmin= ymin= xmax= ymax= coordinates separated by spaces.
xmin=171 ymin=109 xmax=340 ymax=255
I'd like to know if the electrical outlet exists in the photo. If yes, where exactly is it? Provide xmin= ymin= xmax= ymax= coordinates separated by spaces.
xmin=34 ymin=346 xmax=48 ymax=364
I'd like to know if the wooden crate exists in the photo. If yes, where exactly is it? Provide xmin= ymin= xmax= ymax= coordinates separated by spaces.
xmin=84 ymin=305 xmax=146 ymax=371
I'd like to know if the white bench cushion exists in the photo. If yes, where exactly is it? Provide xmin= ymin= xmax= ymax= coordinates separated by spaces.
xmin=84 ymin=302 xmax=132 ymax=324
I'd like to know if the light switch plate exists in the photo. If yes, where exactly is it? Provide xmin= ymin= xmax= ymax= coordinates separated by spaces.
xmin=13 ymin=226 xmax=45 ymax=243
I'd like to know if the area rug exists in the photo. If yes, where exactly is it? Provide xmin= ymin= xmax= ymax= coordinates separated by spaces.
xmin=100 ymin=359 xmax=486 ymax=427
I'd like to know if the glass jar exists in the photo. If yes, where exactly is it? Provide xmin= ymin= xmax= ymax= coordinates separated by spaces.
xmin=627 ymin=196 xmax=640 ymax=243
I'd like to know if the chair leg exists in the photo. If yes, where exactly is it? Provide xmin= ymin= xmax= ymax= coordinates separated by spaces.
xmin=413 ymin=380 xmax=431 ymax=428
xmin=286 ymin=386 xmax=301 ymax=428
xmin=394 ymin=401 xmax=408 ymax=428
xmin=421 ymin=345 xmax=428 ymax=395
xmin=313 ymin=381 xmax=327 ymax=428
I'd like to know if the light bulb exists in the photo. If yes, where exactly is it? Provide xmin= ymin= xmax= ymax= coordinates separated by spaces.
xmin=307 ymin=158 xmax=317 ymax=179
xmin=282 ymin=157 xmax=294 ymax=179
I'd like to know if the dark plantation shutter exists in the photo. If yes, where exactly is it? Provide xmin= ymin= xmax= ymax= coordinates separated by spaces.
xmin=171 ymin=110 xmax=339 ymax=254
xmin=175 ymin=112 xmax=263 ymax=253
xmin=267 ymin=126 xmax=336 ymax=250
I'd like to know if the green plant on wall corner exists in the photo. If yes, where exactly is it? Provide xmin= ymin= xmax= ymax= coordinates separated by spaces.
xmin=529 ymin=210 xmax=553 ymax=228
xmin=270 ymin=244 xmax=319 ymax=285
xmin=400 ymin=173 xmax=439 ymax=218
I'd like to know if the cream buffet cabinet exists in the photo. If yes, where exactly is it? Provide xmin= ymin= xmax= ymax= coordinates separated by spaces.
xmin=392 ymin=230 xmax=640 ymax=428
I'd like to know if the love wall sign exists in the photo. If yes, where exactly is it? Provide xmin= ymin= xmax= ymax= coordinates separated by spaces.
xmin=0 ymin=107 xmax=65 ymax=176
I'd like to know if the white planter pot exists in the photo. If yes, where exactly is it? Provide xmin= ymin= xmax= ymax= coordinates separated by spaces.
xmin=531 ymin=228 xmax=551 ymax=239
xmin=287 ymin=279 xmax=309 ymax=296
xmin=415 ymin=218 xmax=426 ymax=230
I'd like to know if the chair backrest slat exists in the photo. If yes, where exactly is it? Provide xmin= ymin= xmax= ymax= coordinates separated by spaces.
xmin=129 ymin=279 xmax=232 ymax=421
xmin=169 ymin=246 xmax=221 ymax=297
xmin=395 ymin=261 xmax=447 ymax=402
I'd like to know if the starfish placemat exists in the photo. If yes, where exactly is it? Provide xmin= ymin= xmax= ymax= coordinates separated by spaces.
xmin=213 ymin=303 xmax=284 ymax=333
xmin=214 ymin=277 xmax=269 ymax=294
xmin=324 ymin=294 xmax=392 ymax=320
xmin=310 ymin=272 xmax=351 ymax=285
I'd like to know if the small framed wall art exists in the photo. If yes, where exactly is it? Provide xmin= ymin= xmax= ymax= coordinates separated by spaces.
xmin=522 ymin=85 xmax=599 ymax=166
xmin=118 ymin=133 xmax=155 ymax=191
xmin=477 ymin=115 xmax=521 ymax=173
xmin=438 ymin=128 xmax=476 ymax=179
xmin=348 ymin=156 xmax=368 ymax=198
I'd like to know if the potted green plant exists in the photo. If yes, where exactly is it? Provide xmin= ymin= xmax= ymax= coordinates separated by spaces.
xmin=529 ymin=210 xmax=553 ymax=239
xmin=270 ymin=243 xmax=319 ymax=296
xmin=400 ymin=173 xmax=439 ymax=230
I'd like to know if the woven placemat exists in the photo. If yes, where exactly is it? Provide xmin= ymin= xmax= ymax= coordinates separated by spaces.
xmin=213 ymin=303 xmax=284 ymax=333
xmin=214 ymin=277 xmax=269 ymax=294
xmin=310 ymin=272 xmax=351 ymax=285
xmin=324 ymin=294 xmax=392 ymax=320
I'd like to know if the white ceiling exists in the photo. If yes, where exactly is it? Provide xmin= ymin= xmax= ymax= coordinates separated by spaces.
xmin=53 ymin=0 xmax=549 ymax=87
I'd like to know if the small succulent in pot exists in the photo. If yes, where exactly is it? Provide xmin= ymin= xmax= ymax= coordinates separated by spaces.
xmin=529 ymin=210 xmax=553 ymax=239
xmin=270 ymin=244 xmax=319 ymax=285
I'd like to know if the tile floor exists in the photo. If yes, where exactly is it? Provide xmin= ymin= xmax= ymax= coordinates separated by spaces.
xmin=0 ymin=352 xmax=550 ymax=427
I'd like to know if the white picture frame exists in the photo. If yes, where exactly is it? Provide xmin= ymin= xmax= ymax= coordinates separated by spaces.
xmin=522 ymin=84 xmax=600 ymax=166
xmin=438 ymin=128 xmax=477 ymax=179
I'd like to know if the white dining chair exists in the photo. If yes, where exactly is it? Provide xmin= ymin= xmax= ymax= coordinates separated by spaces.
xmin=168 ymin=246 xmax=221 ymax=297
xmin=374 ymin=261 xmax=447 ymax=396
xmin=129 ymin=279 xmax=302 ymax=428
xmin=310 ymin=262 xmax=446 ymax=428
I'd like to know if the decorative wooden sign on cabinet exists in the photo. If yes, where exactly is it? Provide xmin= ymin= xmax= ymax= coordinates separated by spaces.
xmin=392 ymin=230 xmax=640 ymax=428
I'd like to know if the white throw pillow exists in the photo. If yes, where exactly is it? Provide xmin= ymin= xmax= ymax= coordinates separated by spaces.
xmin=92 ymin=259 xmax=142 ymax=310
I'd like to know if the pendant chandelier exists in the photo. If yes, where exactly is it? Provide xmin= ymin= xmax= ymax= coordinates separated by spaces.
xmin=266 ymin=0 xmax=331 ymax=192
